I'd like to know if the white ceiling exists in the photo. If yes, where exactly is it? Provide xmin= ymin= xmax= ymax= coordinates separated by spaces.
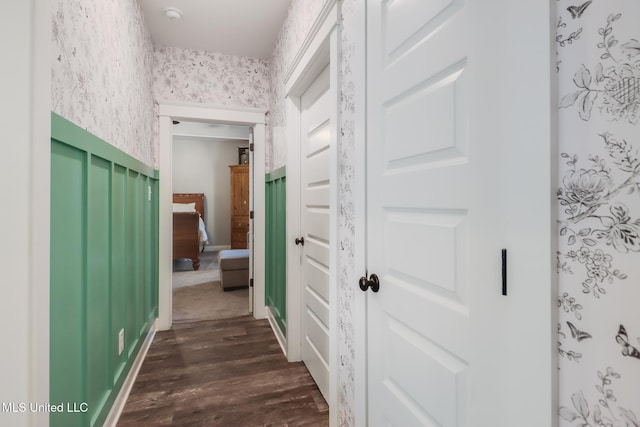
xmin=138 ymin=0 xmax=292 ymax=59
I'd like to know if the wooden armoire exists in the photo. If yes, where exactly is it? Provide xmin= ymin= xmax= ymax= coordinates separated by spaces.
xmin=229 ymin=164 xmax=249 ymax=249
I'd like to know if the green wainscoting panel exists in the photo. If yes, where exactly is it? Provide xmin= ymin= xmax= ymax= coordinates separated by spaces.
xmin=265 ymin=167 xmax=287 ymax=335
xmin=112 ymin=164 xmax=127 ymax=381
xmin=50 ymin=141 xmax=87 ymax=427
xmin=86 ymin=155 xmax=111 ymax=425
xmin=50 ymin=113 xmax=159 ymax=427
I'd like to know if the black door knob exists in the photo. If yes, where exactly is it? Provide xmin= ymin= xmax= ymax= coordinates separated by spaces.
xmin=295 ymin=237 xmax=305 ymax=246
xmin=359 ymin=274 xmax=380 ymax=292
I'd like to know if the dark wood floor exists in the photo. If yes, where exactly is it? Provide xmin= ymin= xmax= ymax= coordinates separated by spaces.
xmin=117 ymin=316 xmax=329 ymax=427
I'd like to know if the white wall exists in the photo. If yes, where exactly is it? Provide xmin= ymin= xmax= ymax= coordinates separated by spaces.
xmin=2 ymin=1 xmax=50 ymax=426
xmin=173 ymin=137 xmax=249 ymax=247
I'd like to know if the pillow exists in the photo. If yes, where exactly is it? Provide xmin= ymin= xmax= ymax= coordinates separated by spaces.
xmin=173 ymin=202 xmax=196 ymax=213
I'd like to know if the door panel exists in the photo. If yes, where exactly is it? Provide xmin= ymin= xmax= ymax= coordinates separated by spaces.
xmin=305 ymin=148 xmax=330 ymax=187
xmin=383 ymin=0 xmax=459 ymax=59
xmin=385 ymin=210 xmax=467 ymax=302
xmin=368 ymin=0 xmax=473 ymax=422
xmin=305 ymin=239 xmax=330 ymax=271
xmin=306 ymin=260 xmax=330 ymax=303
xmin=382 ymin=317 xmax=468 ymax=427
xmin=366 ymin=0 xmax=552 ymax=425
xmin=301 ymin=65 xmax=331 ymax=401
xmin=383 ymin=66 xmax=466 ymax=167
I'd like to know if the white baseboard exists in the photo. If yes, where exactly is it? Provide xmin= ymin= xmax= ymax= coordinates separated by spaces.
xmin=266 ymin=306 xmax=287 ymax=358
xmin=103 ymin=319 xmax=157 ymax=427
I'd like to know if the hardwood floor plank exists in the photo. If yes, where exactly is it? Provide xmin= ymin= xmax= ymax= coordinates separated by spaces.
xmin=118 ymin=316 xmax=329 ymax=427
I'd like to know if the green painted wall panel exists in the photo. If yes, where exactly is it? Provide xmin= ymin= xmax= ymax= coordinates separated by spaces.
xmin=265 ymin=168 xmax=287 ymax=335
xmin=137 ymin=177 xmax=147 ymax=336
xmin=87 ymin=155 xmax=112 ymax=424
xmin=148 ymin=177 xmax=159 ymax=318
xmin=275 ymin=178 xmax=286 ymax=330
xmin=265 ymin=182 xmax=273 ymax=306
xmin=153 ymin=178 xmax=159 ymax=316
xmin=125 ymin=171 xmax=139 ymax=357
xmin=50 ymin=113 xmax=159 ymax=427
xmin=50 ymin=141 xmax=88 ymax=427
xmin=111 ymin=165 xmax=127 ymax=381
xmin=143 ymin=177 xmax=154 ymax=319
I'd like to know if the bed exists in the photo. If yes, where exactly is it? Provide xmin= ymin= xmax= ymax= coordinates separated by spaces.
xmin=173 ymin=193 xmax=209 ymax=270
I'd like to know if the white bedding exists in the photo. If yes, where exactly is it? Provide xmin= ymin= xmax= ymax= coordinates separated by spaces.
xmin=198 ymin=217 xmax=209 ymax=245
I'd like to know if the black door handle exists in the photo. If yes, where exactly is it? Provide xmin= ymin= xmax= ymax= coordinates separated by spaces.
xmin=295 ymin=237 xmax=305 ymax=246
xmin=502 ymin=248 xmax=507 ymax=296
xmin=359 ymin=274 xmax=380 ymax=292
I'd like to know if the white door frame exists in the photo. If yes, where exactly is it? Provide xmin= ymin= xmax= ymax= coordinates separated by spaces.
xmin=283 ymin=0 xmax=340 ymax=424
xmin=158 ymin=103 xmax=267 ymax=330
xmin=3 ymin=1 xmax=51 ymax=426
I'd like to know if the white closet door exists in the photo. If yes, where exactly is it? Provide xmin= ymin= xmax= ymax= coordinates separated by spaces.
xmin=365 ymin=0 xmax=554 ymax=425
xmin=301 ymin=65 xmax=331 ymax=401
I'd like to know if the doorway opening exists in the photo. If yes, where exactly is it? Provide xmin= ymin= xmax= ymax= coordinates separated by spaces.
xmin=170 ymin=120 xmax=252 ymax=323
xmin=157 ymin=103 xmax=267 ymax=331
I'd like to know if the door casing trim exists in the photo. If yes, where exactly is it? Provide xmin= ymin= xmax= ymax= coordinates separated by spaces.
xmin=157 ymin=103 xmax=267 ymax=330
xmin=283 ymin=1 xmax=340 ymax=425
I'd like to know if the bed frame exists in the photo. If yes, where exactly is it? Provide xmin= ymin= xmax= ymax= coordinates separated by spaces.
xmin=173 ymin=193 xmax=205 ymax=270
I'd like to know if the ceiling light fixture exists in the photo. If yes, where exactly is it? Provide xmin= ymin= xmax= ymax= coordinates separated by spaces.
xmin=164 ymin=7 xmax=183 ymax=21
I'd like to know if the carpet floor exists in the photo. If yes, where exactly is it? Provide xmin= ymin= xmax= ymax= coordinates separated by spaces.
xmin=173 ymin=251 xmax=220 ymax=289
xmin=172 ymin=251 xmax=249 ymax=323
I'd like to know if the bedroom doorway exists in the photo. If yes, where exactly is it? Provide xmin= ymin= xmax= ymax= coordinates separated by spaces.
xmin=157 ymin=104 xmax=267 ymax=331
xmin=171 ymin=120 xmax=252 ymax=323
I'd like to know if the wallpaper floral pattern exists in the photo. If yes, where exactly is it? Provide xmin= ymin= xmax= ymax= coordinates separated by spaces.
xmin=153 ymin=45 xmax=270 ymax=110
xmin=268 ymin=1 xmax=357 ymax=425
xmin=152 ymin=46 xmax=270 ymax=168
xmin=51 ymin=0 xmax=156 ymax=167
xmin=267 ymin=0 xmax=325 ymax=171
xmin=557 ymin=1 xmax=640 ymax=425
xmin=337 ymin=1 xmax=357 ymax=425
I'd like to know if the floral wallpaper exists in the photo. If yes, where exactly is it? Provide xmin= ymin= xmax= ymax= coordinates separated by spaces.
xmin=152 ymin=46 xmax=270 ymax=167
xmin=51 ymin=0 xmax=156 ymax=167
xmin=153 ymin=45 xmax=270 ymax=110
xmin=337 ymin=1 xmax=357 ymax=426
xmin=557 ymin=1 xmax=640 ymax=425
xmin=267 ymin=0 xmax=325 ymax=171
xmin=268 ymin=1 xmax=358 ymax=425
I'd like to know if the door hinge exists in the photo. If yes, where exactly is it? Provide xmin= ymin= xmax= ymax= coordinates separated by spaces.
xmin=249 ymin=278 xmax=254 ymax=288
xmin=250 ymin=210 xmax=254 ymax=219
xmin=249 ymin=143 xmax=254 ymax=152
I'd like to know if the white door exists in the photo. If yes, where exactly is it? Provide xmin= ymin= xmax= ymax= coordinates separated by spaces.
xmin=365 ymin=1 xmax=554 ymax=426
xmin=300 ymin=65 xmax=331 ymax=401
